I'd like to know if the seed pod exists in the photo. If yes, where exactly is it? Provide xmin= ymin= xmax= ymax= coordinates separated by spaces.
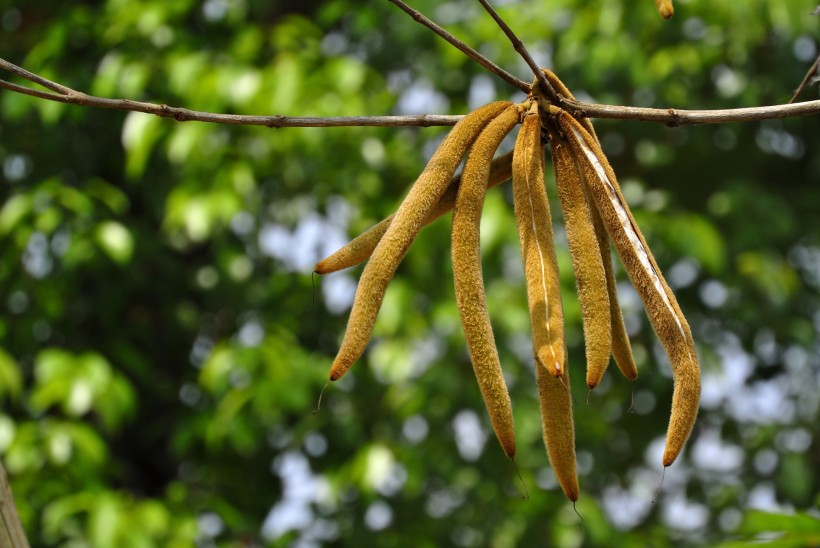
xmin=591 ymin=204 xmax=638 ymax=383
xmin=654 ymin=0 xmax=674 ymax=18
xmin=541 ymin=69 xmax=637 ymax=385
xmin=550 ymin=123 xmax=612 ymax=386
xmin=328 ymin=101 xmax=511 ymax=382
xmin=556 ymin=110 xmax=700 ymax=466
xmin=512 ymin=103 xmax=565 ymax=378
xmin=314 ymin=152 xmax=513 ymax=275
xmin=536 ymin=352 xmax=578 ymax=502
xmin=452 ymin=105 xmax=521 ymax=458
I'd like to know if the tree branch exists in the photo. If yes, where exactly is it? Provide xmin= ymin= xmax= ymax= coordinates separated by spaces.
xmin=788 ymin=5 xmax=820 ymax=103
xmin=563 ymin=97 xmax=820 ymax=126
xmin=789 ymin=53 xmax=819 ymax=103
xmin=2 ymin=57 xmax=819 ymax=128
xmin=386 ymin=0 xmax=531 ymax=93
xmin=0 ymin=58 xmax=462 ymax=127
xmin=0 ymin=463 xmax=29 ymax=548
xmin=475 ymin=0 xmax=557 ymax=101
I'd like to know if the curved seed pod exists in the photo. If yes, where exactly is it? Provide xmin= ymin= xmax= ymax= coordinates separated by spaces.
xmin=591 ymin=205 xmax=638 ymax=382
xmin=452 ymin=105 xmax=521 ymax=458
xmin=654 ymin=0 xmax=674 ymax=19
xmin=556 ymin=111 xmax=700 ymax=466
xmin=542 ymin=69 xmax=637 ymax=384
xmin=328 ymin=101 xmax=511 ymax=382
xmin=512 ymin=103 xmax=565 ymax=378
xmin=314 ymin=219 xmax=392 ymax=276
xmin=549 ymin=124 xmax=612 ymax=386
xmin=536 ymin=352 xmax=578 ymax=502
xmin=314 ymin=152 xmax=514 ymax=275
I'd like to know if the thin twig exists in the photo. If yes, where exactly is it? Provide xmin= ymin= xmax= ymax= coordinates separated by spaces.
xmin=0 ymin=57 xmax=462 ymax=127
xmin=789 ymin=53 xmax=820 ymax=103
xmin=0 ymin=82 xmax=461 ymax=127
xmin=1 ymin=57 xmax=819 ymax=127
xmin=476 ymin=0 xmax=557 ymax=101
xmin=386 ymin=0 xmax=530 ymax=93
xmin=0 ymin=57 xmax=73 ymax=95
xmin=563 ymin=97 xmax=820 ymax=126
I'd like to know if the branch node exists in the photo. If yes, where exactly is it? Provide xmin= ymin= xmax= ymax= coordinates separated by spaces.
xmin=666 ymin=108 xmax=681 ymax=127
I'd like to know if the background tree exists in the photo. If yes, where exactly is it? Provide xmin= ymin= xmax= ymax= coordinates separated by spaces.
xmin=0 ymin=0 xmax=818 ymax=546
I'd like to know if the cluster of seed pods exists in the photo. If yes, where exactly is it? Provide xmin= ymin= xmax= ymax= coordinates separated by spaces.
xmin=315 ymin=70 xmax=700 ymax=502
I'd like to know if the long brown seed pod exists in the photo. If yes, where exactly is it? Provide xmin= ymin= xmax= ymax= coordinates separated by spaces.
xmin=590 ymin=204 xmax=639 ymax=383
xmin=452 ymin=105 xmax=522 ymax=458
xmin=541 ymin=69 xmax=638 ymax=385
xmin=314 ymin=152 xmax=513 ymax=275
xmin=550 ymin=122 xmax=612 ymax=386
xmin=328 ymin=101 xmax=511 ymax=382
xmin=512 ymin=103 xmax=565 ymax=378
xmin=555 ymin=110 xmax=700 ymax=466
xmin=536 ymin=351 xmax=578 ymax=502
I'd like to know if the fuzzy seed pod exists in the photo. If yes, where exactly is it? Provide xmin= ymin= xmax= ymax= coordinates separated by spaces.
xmin=591 ymin=204 xmax=638 ymax=383
xmin=328 ymin=101 xmax=512 ymax=382
xmin=550 ymin=124 xmax=612 ymax=386
xmin=452 ymin=105 xmax=522 ymax=458
xmin=536 ymin=353 xmax=578 ymax=501
xmin=556 ymin=111 xmax=700 ymax=466
xmin=542 ymin=69 xmax=637 ymax=385
xmin=512 ymin=103 xmax=566 ymax=378
xmin=314 ymin=152 xmax=513 ymax=275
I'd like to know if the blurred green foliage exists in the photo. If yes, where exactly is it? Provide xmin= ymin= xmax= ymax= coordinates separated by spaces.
xmin=0 ymin=0 xmax=818 ymax=546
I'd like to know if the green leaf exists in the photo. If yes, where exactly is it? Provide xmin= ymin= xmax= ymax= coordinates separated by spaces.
xmin=660 ymin=212 xmax=728 ymax=274
xmin=89 ymin=493 xmax=121 ymax=547
xmin=741 ymin=510 xmax=820 ymax=536
xmin=0 ymin=414 xmax=17 ymax=453
xmin=95 ymin=221 xmax=135 ymax=264
xmin=42 ymin=493 xmax=96 ymax=543
xmin=737 ymin=251 xmax=800 ymax=304
xmin=121 ymin=112 xmax=165 ymax=179
xmin=0 ymin=195 xmax=32 ymax=236
xmin=0 ymin=348 xmax=22 ymax=401
xmin=64 ymin=423 xmax=107 ymax=466
xmin=83 ymin=178 xmax=130 ymax=214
